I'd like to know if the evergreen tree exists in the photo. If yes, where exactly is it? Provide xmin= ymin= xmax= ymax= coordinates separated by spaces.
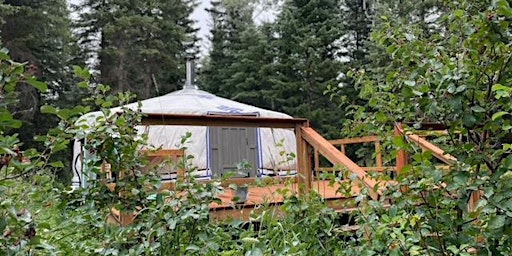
xmin=0 ymin=1 xmax=16 ymax=26
xmin=200 ymin=0 xmax=257 ymax=98
xmin=1 ymin=0 xmax=80 ymax=138
xmin=333 ymin=0 xmax=375 ymax=110
xmin=200 ymin=0 xmax=278 ymax=111
xmin=271 ymin=0 xmax=344 ymax=138
xmin=74 ymin=0 xmax=199 ymax=99
xmin=1 ymin=0 xmax=81 ymax=183
xmin=363 ymin=0 xmax=448 ymax=86
xmin=226 ymin=23 xmax=276 ymax=111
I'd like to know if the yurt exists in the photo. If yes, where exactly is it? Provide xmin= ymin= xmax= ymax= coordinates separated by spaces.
xmin=72 ymin=62 xmax=297 ymax=188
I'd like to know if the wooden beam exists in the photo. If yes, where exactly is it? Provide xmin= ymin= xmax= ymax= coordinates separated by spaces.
xmin=328 ymin=136 xmax=378 ymax=145
xmin=375 ymin=141 xmax=383 ymax=172
xmin=314 ymin=149 xmax=320 ymax=174
xmin=141 ymin=149 xmax=185 ymax=157
xmin=295 ymin=123 xmax=312 ymax=193
xmin=405 ymin=133 xmax=457 ymax=164
xmin=159 ymin=176 xmax=296 ymax=190
xmin=141 ymin=113 xmax=308 ymax=129
xmin=300 ymin=127 xmax=381 ymax=200
xmin=394 ymin=123 xmax=407 ymax=176
xmin=314 ymin=166 xmax=396 ymax=172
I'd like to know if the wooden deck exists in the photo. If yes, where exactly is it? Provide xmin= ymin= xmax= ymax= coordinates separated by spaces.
xmin=208 ymin=180 xmax=361 ymax=221
xmin=103 ymin=116 xmax=460 ymax=225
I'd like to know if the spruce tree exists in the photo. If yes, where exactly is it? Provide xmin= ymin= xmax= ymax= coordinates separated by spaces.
xmin=74 ymin=0 xmax=199 ymax=99
xmin=200 ymin=0 xmax=257 ymax=98
xmin=271 ymin=0 xmax=344 ymax=138
xmin=1 ymin=0 xmax=80 ymax=138
xmin=226 ymin=23 xmax=276 ymax=111
xmin=334 ymin=0 xmax=375 ymax=109
xmin=364 ymin=0 xmax=448 ymax=83
xmin=200 ymin=0 xmax=277 ymax=111
xmin=1 ymin=0 xmax=81 ymax=183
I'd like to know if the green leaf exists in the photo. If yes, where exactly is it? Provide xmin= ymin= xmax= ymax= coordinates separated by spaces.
xmin=249 ymin=247 xmax=263 ymax=256
xmin=26 ymin=77 xmax=48 ymax=93
xmin=492 ymin=111 xmax=509 ymax=121
xmin=40 ymin=105 xmax=58 ymax=115
xmin=376 ymin=112 xmax=387 ymax=122
xmin=73 ymin=66 xmax=91 ymax=80
xmin=404 ymin=33 xmax=415 ymax=41
xmin=504 ymin=155 xmax=512 ymax=169
xmin=77 ymin=81 xmax=89 ymax=89
xmin=404 ymin=80 xmax=415 ymax=87
xmin=185 ymin=245 xmax=201 ymax=251
xmin=497 ymin=0 xmax=512 ymax=16
xmin=242 ymin=237 xmax=260 ymax=244
xmin=492 ymin=83 xmax=508 ymax=92
xmin=488 ymin=215 xmax=506 ymax=230
xmin=462 ymin=114 xmax=477 ymax=127
xmin=471 ymin=106 xmax=485 ymax=113
xmin=393 ymin=136 xmax=405 ymax=147
xmin=49 ymin=161 xmax=64 ymax=168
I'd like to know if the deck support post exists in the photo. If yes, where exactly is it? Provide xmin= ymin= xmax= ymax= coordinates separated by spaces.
xmin=295 ymin=121 xmax=311 ymax=195
xmin=375 ymin=140 xmax=383 ymax=172
xmin=394 ymin=123 xmax=407 ymax=176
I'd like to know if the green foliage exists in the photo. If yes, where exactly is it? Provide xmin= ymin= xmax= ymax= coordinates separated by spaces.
xmin=5 ymin=0 xmax=512 ymax=254
xmin=341 ymin=0 xmax=512 ymax=254
xmin=267 ymin=0 xmax=345 ymax=138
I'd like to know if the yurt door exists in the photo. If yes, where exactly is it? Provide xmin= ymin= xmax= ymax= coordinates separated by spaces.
xmin=209 ymin=126 xmax=259 ymax=178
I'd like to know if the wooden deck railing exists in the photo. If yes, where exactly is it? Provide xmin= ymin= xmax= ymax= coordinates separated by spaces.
xmin=394 ymin=123 xmax=480 ymax=212
xmin=301 ymin=128 xmax=382 ymax=200
xmin=313 ymin=135 xmax=393 ymax=174
xmin=98 ymin=113 xmax=486 ymax=225
xmin=103 ymin=114 xmax=390 ymax=223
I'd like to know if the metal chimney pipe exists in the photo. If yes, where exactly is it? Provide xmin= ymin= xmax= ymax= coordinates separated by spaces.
xmin=184 ymin=59 xmax=196 ymax=89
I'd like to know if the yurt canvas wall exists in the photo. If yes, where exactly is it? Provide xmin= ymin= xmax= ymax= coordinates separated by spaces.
xmin=72 ymin=88 xmax=297 ymax=187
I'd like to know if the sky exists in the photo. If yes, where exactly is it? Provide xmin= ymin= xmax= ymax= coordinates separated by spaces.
xmin=191 ymin=0 xmax=212 ymax=55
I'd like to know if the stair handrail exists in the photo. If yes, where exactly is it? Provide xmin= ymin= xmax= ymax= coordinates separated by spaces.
xmin=300 ymin=127 xmax=384 ymax=200
xmin=394 ymin=123 xmax=457 ymax=164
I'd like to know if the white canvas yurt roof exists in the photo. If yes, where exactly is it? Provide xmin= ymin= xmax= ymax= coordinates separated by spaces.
xmin=72 ymin=65 xmax=297 ymax=187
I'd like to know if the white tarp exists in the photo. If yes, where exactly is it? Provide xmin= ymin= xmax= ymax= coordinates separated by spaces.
xmin=72 ymin=88 xmax=297 ymax=187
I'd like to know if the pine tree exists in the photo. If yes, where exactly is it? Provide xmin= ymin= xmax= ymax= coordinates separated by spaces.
xmin=271 ymin=0 xmax=345 ymax=138
xmin=0 ymin=1 xmax=16 ymax=26
xmin=364 ymin=0 xmax=448 ymax=82
xmin=74 ymin=0 xmax=199 ymax=100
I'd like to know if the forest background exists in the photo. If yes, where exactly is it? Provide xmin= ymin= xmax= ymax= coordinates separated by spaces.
xmin=3 ymin=0 xmax=512 ymax=255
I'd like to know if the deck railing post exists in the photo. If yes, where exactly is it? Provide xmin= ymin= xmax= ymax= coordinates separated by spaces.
xmin=314 ymin=148 xmax=320 ymax=176
xmin=394 ymin=123 xmax=407 ymax=176
xmin=295 ymin=121 xmax=311 ymax=194
xmin=375 ymin=140 xmax=383 ymax=172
